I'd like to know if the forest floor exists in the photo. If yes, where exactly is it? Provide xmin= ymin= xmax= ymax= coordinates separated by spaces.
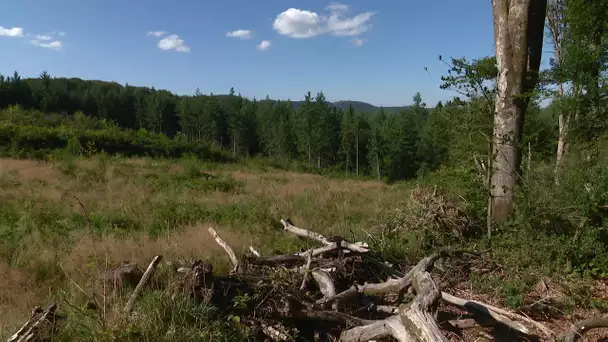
xmin=0 ymin=155 xmax=606 ymax=341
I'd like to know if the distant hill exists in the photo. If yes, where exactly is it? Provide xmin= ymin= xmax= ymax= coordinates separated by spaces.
xmin=214 ymin=96 xmax=412 ymax=114
xmin=287 ymin=100 xmax=410 ymax=114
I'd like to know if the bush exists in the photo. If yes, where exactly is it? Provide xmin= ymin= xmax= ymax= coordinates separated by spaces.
xmin=0 ymin=123 xmax=233 ymax=162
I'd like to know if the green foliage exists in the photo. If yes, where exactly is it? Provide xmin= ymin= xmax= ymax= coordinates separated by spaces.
xmin=0 ymin=122 xmax=231 ymax=162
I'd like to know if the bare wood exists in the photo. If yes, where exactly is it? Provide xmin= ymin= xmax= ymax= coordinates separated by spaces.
xmin=124 ymin=255 xmax=162 ymax=314
xmin=441 ymin=291 xmax=553 ymax=338
xmin=249 ymin=246 xmax=261 ymax=257
xmin=340 ymin=315 xmax=414 ymax=342
xmin=295 ymin=244 xmax=339 ymax=257
xmin=299 ymin=251 xmax=313 ymax=291
xmin=280 ymin=218 xmax=369 ymax=253
xmin=398 ymin=271 xmax=448 ymax=342
xmin=446 ymin=318 xmax=479 ymax=330
xmin=311 ymin=270 xmax=336 ymax=304
xmin=10 ymin=304 xmax=58 ymax=342
xmin=563 ymin=315 xmax=608 ymax=342
xmin=208 ymin=227 xmax=239 ymax=274
xmin=317 ymin=252 xmax=445 ymax=307
xmin=441 ymin=292 xmax=530 ymax=335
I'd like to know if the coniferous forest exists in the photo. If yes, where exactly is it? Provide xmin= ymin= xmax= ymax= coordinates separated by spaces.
xmin=0 ymin=65 xmax=557 ymax=182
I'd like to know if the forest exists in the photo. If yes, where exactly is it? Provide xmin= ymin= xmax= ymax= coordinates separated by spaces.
xmin=0 ymin=63 xmax=556 ymax=183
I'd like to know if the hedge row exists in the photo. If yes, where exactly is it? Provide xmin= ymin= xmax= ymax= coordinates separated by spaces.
xmin=0 ymin=123 xmax=233 ymax=162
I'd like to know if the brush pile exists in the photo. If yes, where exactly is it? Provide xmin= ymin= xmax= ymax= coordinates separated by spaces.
xmin=8 ymin=218 xmax=607 ymax=342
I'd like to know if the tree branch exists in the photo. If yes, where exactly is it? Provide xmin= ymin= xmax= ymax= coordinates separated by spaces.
xmin=208 ymin=227 xmax=239 ymax=274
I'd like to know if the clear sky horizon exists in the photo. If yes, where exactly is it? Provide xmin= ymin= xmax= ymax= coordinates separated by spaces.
xmin=2 ymin=1 xmax=506 ymax=107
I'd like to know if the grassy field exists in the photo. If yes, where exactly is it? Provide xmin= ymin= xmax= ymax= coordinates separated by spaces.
xmin=1 ymin=155 xmax=606 ymax=340
xmin=0 ymin=155 xmax=410 ymax=339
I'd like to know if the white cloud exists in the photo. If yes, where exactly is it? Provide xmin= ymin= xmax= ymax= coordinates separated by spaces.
xmin=29 ymin=31 xmax=64 ymax=50
xmin=35 ymin=34 xmax=53 ymax=41
xmin=350 ymin=38 xmax=365 ymax=47
xmin=256 ymin=40 xmax=271 ymax=51
xmin=273 ymin=4 xmax=375 ymax=39
xmin=147 ymin=31 xmax=167 ymax=37
xmin=157 ymin=34 xmax=190 ymax=52
xmin=326 ymin=3 xmax=349 ymax=14
xmin=31 ymin=39 xmax=62 ymax=50
xmin=226 ymin=29 xmax=253 ymax=40
xmin=273 ymin=8 xmax=325 ymax=38
xmin=0 ymin=26 xmax=24 ymax=37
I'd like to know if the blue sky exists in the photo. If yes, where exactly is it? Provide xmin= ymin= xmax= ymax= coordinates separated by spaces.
xmin=1 ymin=0 xmax=499 ymax=107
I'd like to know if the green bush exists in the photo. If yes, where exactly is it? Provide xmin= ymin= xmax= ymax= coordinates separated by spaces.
xmin=0 ymin=123 xmax=233 ymax=162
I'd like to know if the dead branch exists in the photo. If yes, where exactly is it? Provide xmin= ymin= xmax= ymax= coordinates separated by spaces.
xmin=397 ymin=260 xmax=448 ymax=341
xmin=441 ymin=292 xmax=530 ymax=335
xmin=441 ymin=292 xmax=553 ymax=338
xmin=299 ymin=251 xmax=313 ymax=291
xmin=563 ymin=315 xmax=608 ymax=342
xmin=249 ymin=246 xmax=261 ymax=257
xmin=295 ymin=244 xmax=339 ymax=257
xmin=8 ymin=304 xmax=61 ymax=342
xmin=316 ymin=252 xmax=445 ymax=307
xmin=311 ymin=269 xmax=337 ymax=307
xmin=281 ymin=218 xmax=369 ymax=253
xmin=124 ymin=255 xmax=162 ymax=314
xmin=340 ymin=315 xmax=413 ymax=342
xmin=208 ymin=227 xmax=239 ymax=274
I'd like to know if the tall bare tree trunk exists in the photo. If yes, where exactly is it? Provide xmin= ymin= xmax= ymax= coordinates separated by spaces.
xmin=356 ymin=131 xmax=359 ymax=178
xmin=547 ymin=0 xmax=569 ymax=184
xmin=490 ymin=0 xmax=547 ymax=222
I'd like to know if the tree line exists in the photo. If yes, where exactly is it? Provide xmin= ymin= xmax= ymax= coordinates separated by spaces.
xmin=0 ymin=70 xmax=515 ymax=182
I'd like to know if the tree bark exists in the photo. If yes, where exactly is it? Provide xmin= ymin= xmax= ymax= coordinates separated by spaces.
xmin=490 ymin=0 xmax=547 ymax=222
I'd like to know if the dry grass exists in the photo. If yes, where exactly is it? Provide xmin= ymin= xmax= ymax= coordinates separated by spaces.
xmin=0 ymin=156 xmax=399 ymax=337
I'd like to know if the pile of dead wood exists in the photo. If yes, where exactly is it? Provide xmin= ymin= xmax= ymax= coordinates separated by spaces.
xmin=8 ymin=218 xmax=607 ymax=342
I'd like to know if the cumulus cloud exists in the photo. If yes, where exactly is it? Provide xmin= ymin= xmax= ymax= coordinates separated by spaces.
xmin=256 ymin=40 xmax=271 ymax=51
xmin=147 ymin=31 xmax=167 ymax=37
xmin=226 ymin=29 xmax=253 ymax=40
xmin=0 ymin=26 xmax=24 ymax=37
xmin=273 ymin=3 xmax=375 ymax=39
xmin=157 ymin=34 xmax=190 ymax=52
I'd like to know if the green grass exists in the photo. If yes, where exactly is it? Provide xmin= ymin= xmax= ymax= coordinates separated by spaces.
xmin=0 ymin=152 xmax=605 ymax=340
